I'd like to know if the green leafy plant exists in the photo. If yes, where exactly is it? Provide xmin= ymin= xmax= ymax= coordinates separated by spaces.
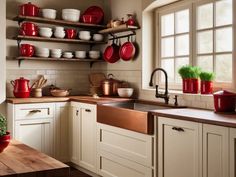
xmin=200 ymin=71 xmax=215 ymax=81
xmin=178 ymin=65 xmax=201 ymax=79
xmin=0 ymin=114 xmax=7 ymax=137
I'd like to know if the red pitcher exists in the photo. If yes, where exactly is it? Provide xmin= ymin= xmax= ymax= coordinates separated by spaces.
xmin=11 ymin=77 xmax=33 ymax=98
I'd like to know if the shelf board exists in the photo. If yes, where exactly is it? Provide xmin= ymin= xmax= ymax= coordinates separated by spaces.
xmin=14 ymin=35 xmax=107 ymax=44
xmin=13 ymin=15 xmax=107 ymax=29
xmin=98 ymin=24 xmax=139 ymax=34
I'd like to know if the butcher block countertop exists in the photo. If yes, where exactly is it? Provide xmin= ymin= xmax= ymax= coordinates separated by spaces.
xmin=6 ymin=96 xmax=133 ymax=104
xmin=0 ymin=140 xmax=69 ymax=177
xmin=151 ymin=108 xmax=236 ymax=128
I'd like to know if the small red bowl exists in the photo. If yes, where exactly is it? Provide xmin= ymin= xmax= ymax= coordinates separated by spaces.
xmin=65 ymin=29 xmax=77 ymax=39
xmin=82 ymin=15 xmax=97 ymax=24
xmin=20 ymin=44 xmax=35 ymax=57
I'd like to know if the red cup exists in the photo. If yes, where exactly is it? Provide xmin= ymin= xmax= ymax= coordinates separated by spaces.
xmin=20 ymin=44 xmax=35 ymax=57
xmin=201 ymin=81 xmax=213 ymax=94
xmin=65 ymin=29 xmax=77 ymax=39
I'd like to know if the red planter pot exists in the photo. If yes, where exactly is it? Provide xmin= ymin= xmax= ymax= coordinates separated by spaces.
xmin=20 ymin=44 xmax=35 ymax=57
xmin=213 ymin=90 xmax=236 ymax=112
xmin=0 ymin=132 xmax=10 ymax=153
xmin=183 ymin=78 xmax=190 ymax=93
xmin=182 ymin=78 xmax=199 ymax=94
xmin=201 ymin=81 xmax=213 ymax=94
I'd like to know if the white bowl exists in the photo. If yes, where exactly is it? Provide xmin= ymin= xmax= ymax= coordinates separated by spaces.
xmin=54 ymin=26 xmax=64 ymax=31
xmin=39 ymin=27 xmax=52 ymax=32
xmin=79 ymin=31 xmax=90 ymax=35
xmin=79 ymin=35 xmax=91 ymax=41
xmin=35 ymin=47 xmax=49 ymax=53
xmin=51 ymin=49 xmax=62 ymax=53
xmin=62 ymin=9 xmax=80 ymax=22
xmin=62 ymin=9 xmax=80 ymax=14
xmin=54 ymin=31 xmax=65 ymax=38
xmin=51 ymin=53 xmax=61 ymax=58
xmin=42 ymin=9 xmax=57 ymax=19
xmin=39 ymin=30 xmax=53 ymax=38
xmin=63 ymin=54 xmax=73 ymax=58
xmin=75 ymin=51 xmax=86 ymax=59
xmin=93 ymin=34 xmax=104 ymax=41
xmin=117 ymin=88 xmax=134 ymax=98
xmin=89 ymin=51 xmax=100 ymax=59
xmin=35 ymin=53 xmax=50 ymax=58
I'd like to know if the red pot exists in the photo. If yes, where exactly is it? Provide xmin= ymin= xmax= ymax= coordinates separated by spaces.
xmin=201 ymin=81 xmax=213 ymax=94
xmin=213 ymin=90 xmax=236 ymax=112
xmin=20 ymin=44 xmax=35 ymax=57
xmin=65 ymin=29 xmax=77 ymax=39
xmin=20 ymin=22 xmax=38 ymax=36
xmin=19 ymin=2 xmax=39 ymax=17
xmin=0 ymin=132 xmax=10 ymax=153
xmin=10 ymin=77 xmax=32 ymax=98
xmin=103 ymin=40 xmax=120 ymax=63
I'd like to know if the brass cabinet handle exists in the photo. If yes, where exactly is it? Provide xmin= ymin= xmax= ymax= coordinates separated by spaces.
xmin=85 ymin=109 xmax=91 ymax=112
xmin=29 ymin=110 xmax=41 ymax=113
xmin=172 ymin=127 xmax=185 ymax=132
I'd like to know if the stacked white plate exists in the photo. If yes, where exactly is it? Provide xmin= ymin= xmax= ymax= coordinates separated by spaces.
xmin=51 ymin=49 xmax=62 ymax=58
xmin=35 ymin=47 xmax=50 ymax=58
xmin=42 ymin=9 xmax=57 ymax=19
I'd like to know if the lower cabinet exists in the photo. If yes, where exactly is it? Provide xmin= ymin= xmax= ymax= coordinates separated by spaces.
xmin=70 ymin=102 xmax=97 ymax=173
xmin=97 ymin=123 xmax=154 ymax=177
xmin=230 ymin=128 xmax=236 ymax=177
xmin=158 ymin=117 xmax=202 ymax=177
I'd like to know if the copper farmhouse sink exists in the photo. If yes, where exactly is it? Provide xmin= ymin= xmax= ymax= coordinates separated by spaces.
xmin=97 ymin=100 xmax=181 ymax=135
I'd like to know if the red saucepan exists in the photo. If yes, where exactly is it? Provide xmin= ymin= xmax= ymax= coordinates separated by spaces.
xmin=119 ymin=36 xmax=136 ymax=61
xmin=103 ymin=39 xmax=120 ymax=63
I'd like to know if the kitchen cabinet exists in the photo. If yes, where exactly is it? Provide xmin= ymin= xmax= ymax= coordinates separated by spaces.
xmin=55 ymin=102 xmax=70 ymax=162
xmin=97 ymin=123 xmax=154 ymax=177
xmin=8 ymin=103 xmax=55 ymax=156
xmin=230 ymin=128 xmax=236 ymax=177
xmin=70 ymin=102 xmax=97 ymax=173
xmin=203 ymin=124 xmax=229 ymax=177
xmin=158 ymin=117 xmax=202 ymax=177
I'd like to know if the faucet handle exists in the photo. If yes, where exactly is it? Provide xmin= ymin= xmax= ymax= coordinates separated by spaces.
xmin=173 ymin=95 xmax=178 ymax=106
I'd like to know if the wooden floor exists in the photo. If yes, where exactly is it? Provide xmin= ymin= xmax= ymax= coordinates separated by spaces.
xmin=70 ymin=167 xmax=91 ymax=177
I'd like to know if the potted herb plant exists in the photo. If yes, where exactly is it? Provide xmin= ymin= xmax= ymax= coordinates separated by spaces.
xmin=178 ymin=65 xmax=201 ymax=94
xmin=0 ymin=114 xmax=10 ymax=153
xmin=200 ymin=71 xmax=215 ymax=94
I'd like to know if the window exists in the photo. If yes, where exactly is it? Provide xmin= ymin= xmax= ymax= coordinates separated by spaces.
xmin=156 ymin=0 xmax=234 ymax=89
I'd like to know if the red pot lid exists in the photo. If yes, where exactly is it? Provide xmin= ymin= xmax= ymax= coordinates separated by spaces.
xmin=119 ymin=42 xmax=135 ymax=61
xmin=83 ymin=6 xmax=104 ymax=24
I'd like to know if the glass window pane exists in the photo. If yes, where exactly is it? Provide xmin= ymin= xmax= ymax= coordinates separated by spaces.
xmin=161 ymin=59 xmax=174 ymax=82
xmin=216 ymin=0 xmax=232 ymax=26
xmin=197 ymin=30 xmax=213 ymax=54
xmin=161 ymin=13 xmax=174 ymax=36
xmin=197 ymin=55 xmax=213 ymax=72
xmin=215 ymin=27 xmax=232 ymax=52
xmin=176 ymin=34 xmax=189 ymax=56
xmin=161 ymin=37 xmax=174 ymax=57
xmin=176 ymin=9 xmax=189 ymax=34
xmin=215 ymin=54 xmax=232 ymax=82
xmin=197 ymin=3 xmax=213 ymax=29
xmin=176 ymin=57 xmax=189 ymax=83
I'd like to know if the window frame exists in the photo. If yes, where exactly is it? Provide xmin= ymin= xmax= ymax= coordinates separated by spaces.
xmin=155 ymin=0 xmax=235 ymax=90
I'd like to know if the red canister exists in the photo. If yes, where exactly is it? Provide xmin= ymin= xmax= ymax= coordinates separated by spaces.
xmin=19 ymin=2 xmax=39 ymax=17
xmin=20 ymin=44 xmax=35 ymax=57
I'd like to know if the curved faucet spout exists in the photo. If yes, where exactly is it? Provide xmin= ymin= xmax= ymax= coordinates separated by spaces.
xmin=149 ymin=68 xmax=169 ymax=104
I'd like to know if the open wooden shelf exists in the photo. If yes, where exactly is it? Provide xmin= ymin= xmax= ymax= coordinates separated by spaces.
xmin=98 ymin=24 xmax=139 ymax=34
xmin=14 ymin=35 xmax=107 ymax=44
xmin=13 ymin=15 xmax=107 ymax=29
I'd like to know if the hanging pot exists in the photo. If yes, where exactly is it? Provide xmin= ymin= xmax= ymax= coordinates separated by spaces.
xmin=103 ymin=39 xmax=120 ymax=63
xmin=119 ymin=36 xmax=136 ymax=61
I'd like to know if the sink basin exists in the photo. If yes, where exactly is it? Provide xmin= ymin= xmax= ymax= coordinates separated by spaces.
xmin=97 ymin=100 xmax=183 ymax=135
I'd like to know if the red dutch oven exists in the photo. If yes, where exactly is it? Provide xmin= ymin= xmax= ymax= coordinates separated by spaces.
xmin=10 ymin=77 xmax=33 ymax=98
xmin=0 ymin=132 xmax=10 ymax=153
xmin=20 ymin=44 xmax=35 ymax=57
xmin=20 ymin=22 xmax=38 ymax=36
xmin=213 ymin=90 xmax=236 ymax=112
xmin=19 ymin=2 xmax=39 ymax=17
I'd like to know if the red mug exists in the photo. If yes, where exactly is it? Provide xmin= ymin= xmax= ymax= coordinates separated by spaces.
xmin=20 ymin=44 xmax=35 ymax=57
xmin=65 ymin=29 xmax=77 ymax=39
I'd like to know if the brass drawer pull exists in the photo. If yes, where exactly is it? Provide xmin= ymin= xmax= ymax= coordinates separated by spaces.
xmin=172 ymin=127 xmax=184 ymax=132
xmin=85 ymin=109 xmax=91 ymax=112
xmin=29 ymin=110 xmax=41 ymax=113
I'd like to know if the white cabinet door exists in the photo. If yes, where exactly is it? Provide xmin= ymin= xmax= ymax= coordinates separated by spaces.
xmin=15 ymin=118 xmax=54 ymax=156
xmin=203 ymin=124 xmax=229 ymax=177
xmin=158 ymin=117 xmax=202 ymax=177
xmin=230 ymin=128 xmax=236 ymax=177
xmin=55 ymin=102 xmax=70 ymax=162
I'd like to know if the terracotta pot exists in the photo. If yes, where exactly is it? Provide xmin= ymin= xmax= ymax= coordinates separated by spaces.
xmin=19 ymin=2 xmax=39 ymax=17
xmin=0 ymin=132 xmax=10 ymax=153
xmin=20 ymin=44 xmax=35 ymax=57
xmin=201 ymin=81 xmax=213 ymax=94
xmin=65 ymin=29 xmax=77 ymax=39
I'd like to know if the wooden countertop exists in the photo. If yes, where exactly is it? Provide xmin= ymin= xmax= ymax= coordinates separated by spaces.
xmin=0 ymin=140 xmax=69 ymax=177
xmin=151 ymin=108 xmax=236 ymax=128
xmin=6 ymin=96 xmax=133 ymax=104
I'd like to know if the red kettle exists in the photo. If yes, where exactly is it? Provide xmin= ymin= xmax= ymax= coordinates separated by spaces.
xmin=11 ymin=77 xmax=33 ymax=98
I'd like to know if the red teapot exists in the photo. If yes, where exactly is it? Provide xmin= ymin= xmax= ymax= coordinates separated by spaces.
xmin=11 ymin=77 xmax=33 ymax=98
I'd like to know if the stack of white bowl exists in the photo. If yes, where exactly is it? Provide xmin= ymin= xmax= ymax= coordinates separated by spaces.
xmin=63 ymin=52 xmax=73 ymax=58
xmin=35 ymin=47 xmax=50 ymax=58
xmin=62 ymin=9 xmax=80 ymax=22
xmin=89 ymin=51 xmax=100 ymax=59
xmin=93 ymin=34 xmax=104 ymax=42
xmin=39 ymin=27 xmax=53 ymax=38
xmin=51 ymin=49 xmax=62 ymax=58
xmin=75 ymin=51 xmax=86 ymax=59
xmin=54 ymin=27 xmax=65 ymax=38
xmin=42 ymin=9 xmax=57 ymax=19
xmin=79 ymin=31 xmax=91 ymax=41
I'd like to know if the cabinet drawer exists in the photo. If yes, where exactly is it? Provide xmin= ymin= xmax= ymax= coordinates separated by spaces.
xmin=97 ymin=123 xmax=153 ymax=167
xmin=98 ymin=151 xmax=153 ymax=177
xmin=15 ymin=103 xmax=54 ymax=120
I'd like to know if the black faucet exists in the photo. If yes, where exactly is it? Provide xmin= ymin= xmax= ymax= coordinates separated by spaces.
xmin=149 ymin=68 xmax=169 ymax=104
